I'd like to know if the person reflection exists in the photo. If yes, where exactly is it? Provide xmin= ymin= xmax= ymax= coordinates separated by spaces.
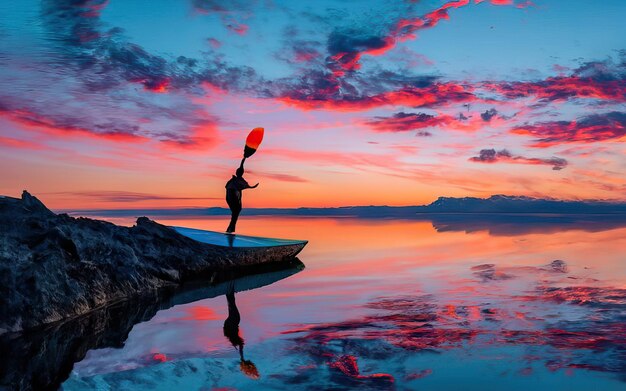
xmin=223 ymin=281 xmax=260 ymax=379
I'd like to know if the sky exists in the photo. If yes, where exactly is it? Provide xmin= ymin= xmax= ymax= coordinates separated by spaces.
xmin=0 ymin=0 xmax=625 ymax=209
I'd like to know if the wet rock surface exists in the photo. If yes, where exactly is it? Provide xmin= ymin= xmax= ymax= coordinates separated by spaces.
xmin=0 ymin=191 xmax=297 ymax=334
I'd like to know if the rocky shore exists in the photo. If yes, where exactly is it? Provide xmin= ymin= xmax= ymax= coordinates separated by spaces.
xmin=0 ymin=259 xmax=304 ymax=391
xmin=0 ymin=191 xmax=298 ymax=334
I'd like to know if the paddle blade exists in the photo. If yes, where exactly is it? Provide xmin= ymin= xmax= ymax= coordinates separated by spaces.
xmin=244 ymin=127 xmax=264 ymax=158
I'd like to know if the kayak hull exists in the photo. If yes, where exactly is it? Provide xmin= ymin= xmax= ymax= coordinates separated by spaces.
xmin=171 ymin=226 xmax=308 ymax=264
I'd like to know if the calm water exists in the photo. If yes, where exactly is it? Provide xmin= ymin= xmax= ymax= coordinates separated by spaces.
xmin=53 ymin=216 xmax=626 ymax=390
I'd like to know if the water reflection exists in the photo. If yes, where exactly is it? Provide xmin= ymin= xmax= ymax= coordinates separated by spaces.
xmin=223 ymin=282 xmax=260 ymax=379
xmin=280 ymin=259 xmax=626 ymax=387
xmin=426 ymin=213 xmax=626 ymax=236
xmin=24 ymin=218 xmax=626 ymax=390
xmin=73 ymin=211 xmax=626 ymax=238
xmin=0 ymin=259 xmax=303 ymax=390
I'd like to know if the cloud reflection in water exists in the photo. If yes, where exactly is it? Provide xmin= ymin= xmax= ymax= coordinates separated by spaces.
xmin=281 ymin=260 xmax=626 ymax=385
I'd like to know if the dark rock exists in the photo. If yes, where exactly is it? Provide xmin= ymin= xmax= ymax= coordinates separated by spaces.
xmin=0 ymin=192 xmax=301 ymax=334
xmin=20 ymin=190 xmax=54 ymax=216
xmin=0 ymin=259 xmax=304 ymax=391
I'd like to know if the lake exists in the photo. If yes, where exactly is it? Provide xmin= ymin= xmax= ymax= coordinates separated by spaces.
xmin=10 ymin=215 xmax=626 ymax=390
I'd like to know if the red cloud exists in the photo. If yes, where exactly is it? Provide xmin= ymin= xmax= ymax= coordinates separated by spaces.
xmin=158 ymin=119 xmax=221 ymax=152
xmin=0 ymin=108 xmax=148 ymax=143
xmin=0 ymin=106 xmax=222 ymax=152
xmin=511 ymin=112 xmax=626 ymax=147
xmin=279 ymin=82 xmax=476 ymax=111
xmin=329 ymin=36 xmax=395 ymax=76
xmin=486 ymin=76 xmax=626 ymax=102
xmin=365 ymin=111 xmax=494 ymax=133
xmin=226 ymin=22 xmax=248 ymax=36
xmin=365 ymin=109 xmax=510 ymax=134
xmin=367 ymin=112 xmax=451 ymax=132
xmin=294 ymin=50 xmax=318 ymax=63
xmin=137 ymin=77 xmax=170 ymax=93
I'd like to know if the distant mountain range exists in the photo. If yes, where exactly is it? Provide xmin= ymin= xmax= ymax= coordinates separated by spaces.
xmin=64 ymin=195 xmax=626 ymax=218
xmin=414 ymin=195 xmax=626 ymax=214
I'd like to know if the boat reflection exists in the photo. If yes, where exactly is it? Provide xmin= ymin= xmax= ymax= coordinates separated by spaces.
xmin=0 ymin=259 xmax=304 ymax=391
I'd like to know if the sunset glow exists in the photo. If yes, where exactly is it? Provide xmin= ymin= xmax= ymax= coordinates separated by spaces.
xmin=1 ymin=0 xmax=625 ymax=209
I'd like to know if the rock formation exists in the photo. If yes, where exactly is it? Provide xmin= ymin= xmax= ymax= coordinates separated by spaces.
xmin=0 ymin=191 xmax=300 ymax=334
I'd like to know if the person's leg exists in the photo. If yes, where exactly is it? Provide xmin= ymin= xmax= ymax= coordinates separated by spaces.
xmin=226 ymin=211 xmax=239 ymax=232
xmin=231 ymin=202 xmax=242 ymax=232
xmin=226 ymin=196 xmax=242 ymax=233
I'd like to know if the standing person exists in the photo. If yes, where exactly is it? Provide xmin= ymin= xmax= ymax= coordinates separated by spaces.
xmin=225 ymin=164 xmax=258 ymax=233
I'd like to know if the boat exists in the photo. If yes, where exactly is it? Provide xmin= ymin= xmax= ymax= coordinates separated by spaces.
xmin=171 ymin=226 xmax=308 ymax=262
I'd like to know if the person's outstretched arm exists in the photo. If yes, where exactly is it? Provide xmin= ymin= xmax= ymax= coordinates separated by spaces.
xmin=249 ymin=183 xmax=259 ymax=189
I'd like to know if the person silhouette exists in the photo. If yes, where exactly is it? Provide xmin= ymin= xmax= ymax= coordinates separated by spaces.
xmin=223 ymin=282 xmax=260 ymax=379
xmin=225 ymin=163 xmax=258 ymax=233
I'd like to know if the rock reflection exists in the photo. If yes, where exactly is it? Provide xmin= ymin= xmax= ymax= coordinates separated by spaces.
xmin=0 ymin=259 xmax=304 ymax=391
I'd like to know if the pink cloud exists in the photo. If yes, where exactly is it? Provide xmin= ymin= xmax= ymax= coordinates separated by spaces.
xmin=279 ymin=82 xmax=477 ymax=111
xmin=207 ymin=38 xmax=221 ymax=48
xmin=486 ymin=76 xmax=626 ymax=103
xmin=364 ymin=109 xmax=511 ymax=134
xmin=246 ymin=170 xmax=309 ymax=183
xmin=226 ymin=22 xmax=248 ymax=35
xmin=158 ymin=118 xmax=222 ymax=152
xmin=0 ymin=108 xmax=149 ymax=143
xmin=0 ymin=136 xmax=44 ymax=150
xmin=469 ymin=148 xmax=568 ymax=170
xmin=511 ymin=112 xmax=626 ymax=147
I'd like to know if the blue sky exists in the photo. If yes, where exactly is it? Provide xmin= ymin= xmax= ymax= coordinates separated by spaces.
xmin=96 ymin=0 xmax=626 ymax=80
